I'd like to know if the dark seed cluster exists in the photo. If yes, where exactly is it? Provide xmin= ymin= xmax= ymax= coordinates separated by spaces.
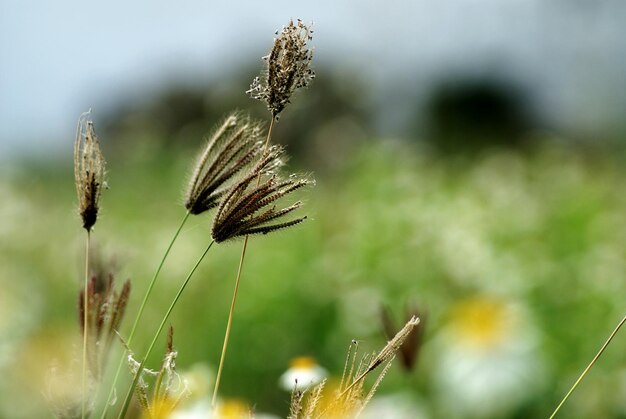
xmin=211 ymin=146 xmax=313 ymax=243
xmin=248 ymin=19 xmax=315 ymax=119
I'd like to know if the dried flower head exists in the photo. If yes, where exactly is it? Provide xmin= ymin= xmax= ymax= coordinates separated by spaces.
xmin=211 ymin=146 xmax=313 ymax=243
xmin=127 ymin=326 xmax=189 ymax=417
xmin=74 ymin=111 xmax=106 ymax=231
xmin=248 ymin=19 xmax=315 ymax=119
xmin=185 ymin=113 xmax=264 ymax=215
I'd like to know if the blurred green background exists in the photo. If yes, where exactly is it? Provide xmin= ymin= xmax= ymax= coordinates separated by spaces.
xmin=3 ymin=114 xmax=626 ymax=417
xmin=2 ymin=2 xmax=626 ymax=418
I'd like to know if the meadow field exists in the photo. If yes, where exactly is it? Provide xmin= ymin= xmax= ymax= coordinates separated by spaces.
xmin=1 ymin=137 xmax=625 ymax=418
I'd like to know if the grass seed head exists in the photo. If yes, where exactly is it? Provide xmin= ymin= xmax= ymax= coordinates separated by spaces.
xmin=248 ymin=19 xmax=315 ymax=119
xmin=364 ymin=316 xmax=420 ymax=374
xmin=185 ymin=112 xmax=264 ymax=215
xmin=211 ymin=146 xmax=314 ymax=243
xmin=381 ymin=305 xmax=425 ymax=372
xmin=78 ymin=273 xmax=131 ymax=381
xmin=74 ymin=111 xmax=106 ymax=231
xmin=288 ymin=381 xmax=305 ymax=419
xmin=128 ymin=326 xmax=188 ymax=418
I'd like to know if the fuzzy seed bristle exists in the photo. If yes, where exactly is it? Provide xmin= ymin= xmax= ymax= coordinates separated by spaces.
xmin=185 ymin=112 xmax=264 ymax=215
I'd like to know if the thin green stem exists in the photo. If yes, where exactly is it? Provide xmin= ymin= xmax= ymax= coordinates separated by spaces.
xmin=264 ymin=118 xmax=275 ymax=153
xmin=549 ymin=313 xmax=626 ymax=419
xmin=100 ymin=211 xmax=190 ymax=419
xmin=152 ymin=364 xmax=166 ymax=414
xmin=211 ymin=234 xmax=249 ymax=407
xmin=211 ymin=117 xmax=274 ymax=407
xmin=117 ymin=240 xmax=215 ymax=419
xmin=82 ymin=230 xmax=91 ymax=419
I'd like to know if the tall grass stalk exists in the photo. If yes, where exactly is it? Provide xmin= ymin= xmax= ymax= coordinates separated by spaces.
xmin=549 ymin=313 xmax=626 ymax=418
xmin=100 ymin=210 xmax=191 ymax=418
xmin=210 ymin=19 xmax=314 ymax=405
xmin=117 ymin=239 xmax=215 ymax=419
xmin=81 ymin=231 xmax=91 ymax=419
xmin=212 ymin=118 xmax=274 ymax=406
xmin=75 ymin=111 xmax=106 ymax=418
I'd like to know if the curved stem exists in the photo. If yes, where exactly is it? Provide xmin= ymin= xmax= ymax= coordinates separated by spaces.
xmin=549 ymin=313 xmax=626 ymax=418
xmin=100 ymin=211 xmax=190 ymax=418
xmin=117 ymin=240 xmax=215 ymax=419
xmin=211 ymin=117 xmax=274 ymax=406
xmin=82 ymin=230 xmax=91 ymax=419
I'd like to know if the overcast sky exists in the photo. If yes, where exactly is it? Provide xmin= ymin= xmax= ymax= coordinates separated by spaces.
xmin=1 ymin=0 xmax=625 ymax=158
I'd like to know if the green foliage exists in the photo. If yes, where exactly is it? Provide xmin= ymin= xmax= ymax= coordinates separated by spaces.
xmin=1 ymin=141 xmax=626 ymax=417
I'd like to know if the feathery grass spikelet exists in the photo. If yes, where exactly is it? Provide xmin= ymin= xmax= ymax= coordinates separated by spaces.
xmin=74 ymin=111 xmax=106 ymax=231
xmin=211 ymin=146 xmax=313 ymax=243
xmin=302 ymin=379 xmax=326 ymax=417
xmin=356 ymin=355 xmax=395 ymax=416
xmin=126 ymin=326 xmax=188 ymax=418
xmin=288 ymin=381 xmax=305 ymax=419
xmin=248 ymin=19 xmax=315 ymax=119
xmin=185 ymin=112 xmax=264 ymax=215
xmin=340 ymin=340 xmax=359 ymax=394
xmin=78 ymin=273 xmax=131 ymax=381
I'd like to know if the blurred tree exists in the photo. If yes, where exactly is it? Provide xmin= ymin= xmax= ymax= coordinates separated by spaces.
xmin=421 ymin=78 xmax=535 ymax=154
xmin=101 ymin=66 xmax=373 ymax=171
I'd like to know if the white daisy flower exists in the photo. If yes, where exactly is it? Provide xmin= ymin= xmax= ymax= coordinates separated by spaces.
xmin=279 ymin=356 xmax=327 ymax=391
xmin=434 ymin=296 xmax=545 ymax=418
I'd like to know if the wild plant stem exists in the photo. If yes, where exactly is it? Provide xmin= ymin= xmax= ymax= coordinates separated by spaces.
xmin=211 ymin=118 xmax=274 ymax=406
xmin=265 ymin=117 xmax=275 ymax=151
xmin=82 ymin=230 xmax=91 ymax=419
xmin=117 ymin=239 xmax=215 ymax=419
xmin=549 ymin=313 xmax=626 ymax=419
xmin=100 ymin=210 xmax=190 ymax=419
xmin=211 ymin=234 xmax=249 ymax=407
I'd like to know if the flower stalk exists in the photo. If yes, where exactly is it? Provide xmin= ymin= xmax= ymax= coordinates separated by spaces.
xmin=74 ymin=111 xmax=106 ymax=418
xmin=549 ymin=314 xmax=626 ymax=418
xmin=213 ymin=19 xmax=315 ymax=405
xmin=117 ymin=240 xmax=215 ymax=419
